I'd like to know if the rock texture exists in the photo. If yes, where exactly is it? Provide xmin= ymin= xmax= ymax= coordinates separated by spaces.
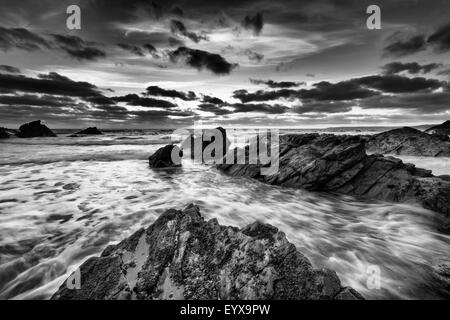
xmin=425 ymin=120 xmax=450 ymax=136
xmin=0 ymin=127 xmax=10 ymax=139
xmin=366 ymin=127 xmax=450 ymax=157
xmin=75 ymin=127 xmax=103 ymax=135
xmin=16 ymin=120 xmax=56 ymax=138
xmin=218 ymin=134 xmax=450 ymax=225
xmin=149 ymin=145 xmax=183 ymax=168
xmin=51 ymin=204 xmax=362 ymax=300
xmin=182 ymin=127 xmax=231 ymax=162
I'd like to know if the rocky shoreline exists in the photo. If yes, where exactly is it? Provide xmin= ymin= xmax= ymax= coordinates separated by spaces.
xmin=52 ymin=204 xmax=363 ymax=300
xmin=217 ymin=134 xmax=450 ymax=230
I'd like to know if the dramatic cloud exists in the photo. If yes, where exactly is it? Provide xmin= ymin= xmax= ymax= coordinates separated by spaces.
xmin=250 ymin=79 xmax=305 ymax=88
xmin=383 ymin=35 xmax=427 ymax=57
xmin=197 ymin=103 xmax=232 ymax=115
xmin=117 ymin=43 xmax=158 ymax=57
xmin=50 ymin=34 xmax=106 ymax=61
xmin=0 ymin=72 xmax=105 ymax=98
xmin=241 ymin=13 xmax=264 ymax=35
xmin=145 ymin=86 xmax=197 ymax=101
xmin=202 ymin=95 xmax=224 ymax=104
xmin=427 ymin=23 xmax=450 ymax=52
xmin=113 ymin=93 xmax=177 ymax=108
xmin=198 ymin=101 xmax=287 ymax=115
xmin=0 ymin=65 xmax=21 ymax=73
xmin=381 ymin=62 xmax=441 ymax=75
xmin=384 ymin=24 xmax=450 ymax=57
xmin=169 ymin=20 xmax=208 ymax=43
xmin=169 ymin=46 xmax=238 ymax=75
xmin=234 ymin=75 xmax=445 ymax=102
xmin=293 ymin=101 xmax=354 ymax=114
xmin=0 ymin=26 xmax=50 ymax=51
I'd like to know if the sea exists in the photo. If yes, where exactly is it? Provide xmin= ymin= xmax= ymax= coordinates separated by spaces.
xmin=0 ymin=128 xmax=449 ymax=300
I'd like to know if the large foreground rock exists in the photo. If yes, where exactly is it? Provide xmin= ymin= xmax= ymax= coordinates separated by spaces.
xmin=16 ymin=120 xmax=56 ymax=138
xmin=366 ymin=127 xmax=450 ymax=157
xmin=149 ymin=145 xmax=183 ymax=168
xmin=51 ymin=204 xmax=362 ymax=300
xmin=425 ymin=120 xmax=450 ymax=136
xmin=218 ymin=134 xmax=450 ymax=226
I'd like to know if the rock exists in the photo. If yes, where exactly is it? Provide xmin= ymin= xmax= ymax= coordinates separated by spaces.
xmin=366 ymin=127 xmax=450 ymax=157
xmin=149 ymin=145 xmax=183 ymax=168
xmin=425 ymin=120 xmax=450 ymax=136
xmin=16 ymin=120 xmax=56 ymax=138
xmin=181 ymin=127 xmax=231 ymax=162
xmin=74 ymin=127 xmax=103 ymax=135
xmin=51 ymin=204 xmax=362 ymax=300
xmin=0 ymin=127 xmax=10 ymax=139
xmin=217 ymin=134 xmax=450 ymax=225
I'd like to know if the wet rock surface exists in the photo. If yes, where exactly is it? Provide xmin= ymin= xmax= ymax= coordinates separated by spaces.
xmin=51 ymin=204 xmax=362 ymax=300
xmin=16 ymin=120 xmax=56 ymax=138
xmin=425 ymin=120 xmax=450 ymax=136
xmin=217 ymin=134 xmax=450 ymax=224
xmin=366 ymin=127 xmax=450 ymax=157
xmin=181 ymin=127 xmax=231 ymax=162
xmin=149 ymin=145 xmax=183 ymax=168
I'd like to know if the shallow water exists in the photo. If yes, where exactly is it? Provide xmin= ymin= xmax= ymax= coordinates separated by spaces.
xmin=0 ymin=131 xmax=449 ymax=300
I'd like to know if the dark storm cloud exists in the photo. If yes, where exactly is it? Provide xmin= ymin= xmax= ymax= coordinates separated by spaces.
xmin=383 ymin=35 xmax=427 ymax=58
xmin=197 ymin=103 xmax=232 ymax=115
xmin=234 ymin=75 xmax=445 ymax=102
xmin=293 ymin=101 xmax=354 ymax=114
xmin=113 ymin=93 xmax=177 ymax=108
xmin=0 ymin=65 xmax=21 ymax=74
xmin=197 ymin=101 xmax=287 ymax=115
xmin=0 ymin=94 xmax=76 ymax=107
xmin=202 ymin=95 xmax=224 ymax=104
xmin=427 ymin=23 xmax=450 ymax=52
xmin=360 ymin=91 xmax=450 ymax=113
xmin=0 ymin=72 xmax=105 ymax=98
xmin=241 ymin=13 xmax=264 ymax=35
xmin=169 ymin=46 xmax=238 ymax=75
xmin=355 ymin=75 xmax=444 ymax=93
xmin=50 ymin=34 xmax=106 ymax=61
xmin=0 ymin=26 xmax=51 ymax=51
xmin=250 ymin=79 xmax=305 ymax=88
xmin=169 ymin=20 xmax=209 ymax=43
xmin=117 ymin=43 xmax=158 ymax=57
xmin=384 ymin=23 xmax=450 ymax=57
xmin=231 ymin=103 xmax=287 ymax=114
xmin=145 ymin=86 xmax=197 ymax=101
xmin=381 ymin=62 xmax=442 ymax=75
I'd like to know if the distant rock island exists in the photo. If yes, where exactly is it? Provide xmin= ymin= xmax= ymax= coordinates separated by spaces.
xmin=16 ymin=120 xmax=56 ymax=138
xmin=52 ymin=204 xmax=362 ymax=300
xmin=75 ymin=127 xmax=103 ymax=135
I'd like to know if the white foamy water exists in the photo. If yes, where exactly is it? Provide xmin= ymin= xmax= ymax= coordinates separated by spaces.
xmin=0 ymin=130 xmax=449 ymax=300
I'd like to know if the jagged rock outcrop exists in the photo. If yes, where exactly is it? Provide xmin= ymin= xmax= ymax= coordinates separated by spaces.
xmin=366 ymin=127 xmax=450 ymax=157
xmin=0 ymin=127 xmax=10 ymax=139
xmin=181 ymin=127 xmax=231 ymax=162
xmin=16 ymin=120 xmax=56 ymax=138
xmin=217 ymin=134 xmax=450 ymax=226
xmin=51 ymin=204 xmax=362 ymax=300
xmin=75 ymin=127 xmax=103 ymax=135
xmin=425 ymin=120 xmax=450 ymax=136
xmin=149 ymin=145 xmax=183 ymax=168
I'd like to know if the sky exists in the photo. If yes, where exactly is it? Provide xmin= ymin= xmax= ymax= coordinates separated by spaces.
xmin=0 ymin=0 xmax=450 ymax=129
